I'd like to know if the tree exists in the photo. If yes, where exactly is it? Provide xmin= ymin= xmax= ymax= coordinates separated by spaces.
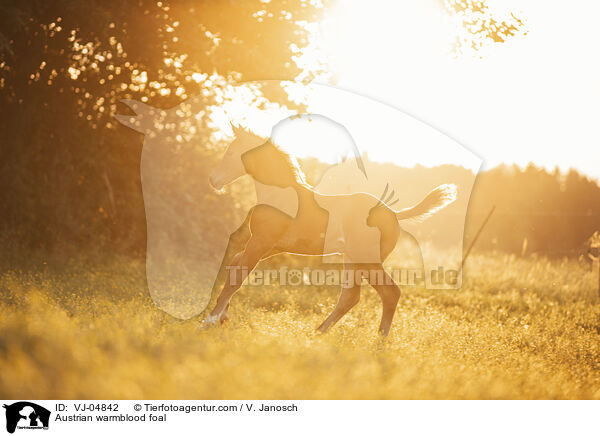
xmin=0 ymin=0 xmax=327 ymax=257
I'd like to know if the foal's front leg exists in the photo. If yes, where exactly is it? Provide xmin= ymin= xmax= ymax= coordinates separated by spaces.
xmin=206 ymin=237 xmax=271 ymax=324
xmin=208 ymin=213 xmax=252 ymax=307
xmin=204 ymin=205 xmax=289 ymax=327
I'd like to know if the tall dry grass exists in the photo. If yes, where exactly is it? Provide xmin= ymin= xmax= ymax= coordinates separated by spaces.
xmin=1 ymin=253 xmax=599 ymax=399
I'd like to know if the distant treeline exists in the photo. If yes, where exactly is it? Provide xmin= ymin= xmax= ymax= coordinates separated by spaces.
xmin=300 ymin=157 xmax=600 ymax=257
xmin=468 ymin=164 xmax=600 ymax=255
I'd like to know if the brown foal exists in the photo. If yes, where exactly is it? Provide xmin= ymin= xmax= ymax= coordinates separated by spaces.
xmin=206 ymin=125 xmax=456 ymax=335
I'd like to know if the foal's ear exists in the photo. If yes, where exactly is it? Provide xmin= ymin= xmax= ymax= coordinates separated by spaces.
xmin=230 ymin=121 xmax=244 ymax=137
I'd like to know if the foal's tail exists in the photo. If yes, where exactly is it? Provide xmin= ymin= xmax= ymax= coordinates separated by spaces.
xmin=394 ymin=184 xmax=457 ymax=221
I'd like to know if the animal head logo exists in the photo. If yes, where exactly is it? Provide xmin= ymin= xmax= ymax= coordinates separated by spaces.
xmin=115 ymin=80 xmax=481 ymax=333
xmin=3 ymin=402 xmax=50 ymax=434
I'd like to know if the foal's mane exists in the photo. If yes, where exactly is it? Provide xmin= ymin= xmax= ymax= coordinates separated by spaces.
xmin=238 ymin=126 xmax=311 ymax=188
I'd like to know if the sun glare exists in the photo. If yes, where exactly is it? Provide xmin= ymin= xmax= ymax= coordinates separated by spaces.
xmin=207 ymin=1 xmax=475 ymax=170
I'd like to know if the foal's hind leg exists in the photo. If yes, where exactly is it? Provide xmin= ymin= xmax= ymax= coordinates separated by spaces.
xmin=367 ymin=265 xmax=401 ymax=336
xmin=316 ymin=284 xmax=361 ymax=333
xmin=317 ymin=265 xmax=361 ymax=333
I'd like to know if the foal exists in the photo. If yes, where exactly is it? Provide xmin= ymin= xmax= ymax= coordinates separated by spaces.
xmin=207 ymin=125 xmax=456 ymax=335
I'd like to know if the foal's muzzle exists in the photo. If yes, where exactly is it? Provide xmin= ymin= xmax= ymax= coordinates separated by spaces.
xmin=209 ymin=173 xmax=224 ymax=190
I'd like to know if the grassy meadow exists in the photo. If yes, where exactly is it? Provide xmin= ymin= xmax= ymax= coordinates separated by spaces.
xmin=1 ymin=252 xmax=599 ymax=399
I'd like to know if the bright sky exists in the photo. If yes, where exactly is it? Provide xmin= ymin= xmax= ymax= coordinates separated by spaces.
xmin=272 ymin=85 xmax=482 ymax=172
xmin=300 ymin=0 xmax=600 ymax=180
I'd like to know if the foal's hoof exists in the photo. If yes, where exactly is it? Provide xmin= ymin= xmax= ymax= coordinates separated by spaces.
xmin=315 ymin=324 xmax=330 ymax=334
xmin=199 ymin=315 xmax=220 ymax=330
xmin=377 ymin=328 xmax=391 ymax=339
xmin=199 ymin=313 xmax=231 ymax=330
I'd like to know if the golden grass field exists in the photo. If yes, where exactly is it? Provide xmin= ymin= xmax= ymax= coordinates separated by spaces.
xmin=1 ymin=252 xmax=599 ymax=399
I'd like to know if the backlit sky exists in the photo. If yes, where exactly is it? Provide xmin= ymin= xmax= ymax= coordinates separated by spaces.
xmin=301 ymin=0 xmax=600 ymax=180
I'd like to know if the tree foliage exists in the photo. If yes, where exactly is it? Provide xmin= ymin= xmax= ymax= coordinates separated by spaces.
xmin=0 ymin=0 xmax=324 ymax=256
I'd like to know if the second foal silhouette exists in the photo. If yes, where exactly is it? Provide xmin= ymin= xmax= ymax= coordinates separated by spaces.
xmin=207 ymin=124 xmax=456 ymax=335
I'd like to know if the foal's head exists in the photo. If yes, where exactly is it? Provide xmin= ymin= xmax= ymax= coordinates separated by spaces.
xmin=209 ymin=123 xmax=309 ymax=190
xmin=209 ymin=124 xmax=267 ymax=190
